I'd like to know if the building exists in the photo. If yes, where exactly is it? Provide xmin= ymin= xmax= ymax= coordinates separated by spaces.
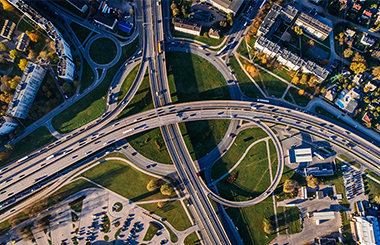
xmin=57 ymin=57 xmax=75 ymax=82
xmin=345 ymin=28 xmax=356 ymax=38
xmin=209 ymin=28 xmax=221 ymax=39
xmin=6 ymin=62 xmax=46 ymax=119
xmin=313 ymin=211 xmax=336 ymax=225
xmin=323 ymin=84 xmax=337 ymax=102
xmin=352 ymin=216 xmax=380 ymax=245
xmin=204 ymin=0 xmax=244 ymax=16
xmin=365 ymin=81 xmax=377 ymax=92
xmin=303 ymin=60 xmax=329 ymax=82
xmin=94 ymin=11 xmax=118 ymax=30
xmin=304 ymin=164 xmax=334 ymax=177
xmin=280 ymin=5 xmax=298 ymax=23
xmin=352 ymin=3 xmax=362 ymax=12
xmin=55 ymin=36 xmax=72 ymax=60
xmin=257 ymin=4 xmax=282 ymax=37
xmin=12 ymin=0 xmax=48 ymax=29
xmin=277 ymin=50 xmax=305 ymax=71
xmin=16 ymin=33 xmax=30 ymax=52
xmin=362 ymin=10 xmax=372 ymax=19
xmin=0 ymin=20 xmax=16 ymax=40
xmin=353 ymin=73 xmax=364 ymax=85
xmin=295 ymin=13 xmax=332 ymax=40
xmin=254 ymin=36 xmax=281 ymax=58
xmin=335 ymin=88 xmax=360 ymax=114
xmin=0 ymin=116 xmax=19 ymax=135
xmin=66 ymin=0 xmax=88 ymax=13
xmin=289 ymin=148 xmax=313 ymax=164
xmin=362 ymin=112 xmax=373 ymax=124
xmin=361 ymin=34 xmax=376 ymax=46
xmin=174 ymin=18 xmax=202 ymax=36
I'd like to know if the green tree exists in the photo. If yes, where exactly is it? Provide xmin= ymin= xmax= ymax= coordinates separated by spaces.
xmin=350 ymin=62 xmax=366 ymax=74
xmin=9 ymin=49 xmax=19 ymax=59
xmin=294 ymin=26 xmax=303 ymax=35
xmin=160 ymin=183 xmax=173 ymax=196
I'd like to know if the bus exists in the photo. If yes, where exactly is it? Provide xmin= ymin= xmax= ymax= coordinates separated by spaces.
xmin=257 ymin=99 xmax=270 ymax=103
xmin=17 ymin=156 xmax=28 ymax=163
xmin=158 ymin=41 xmax=162 ymax=53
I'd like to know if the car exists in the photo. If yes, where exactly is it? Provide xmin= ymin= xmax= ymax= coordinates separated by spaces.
xmin=146 ymin=165 xmax=151 ymax=168
xmin=131 ymin=152 xmax=137 ymax=156
xmin=229 ymin=133 xmax=235 ymax=138
xmin=222 ymin=149 xmax=227 ymax=153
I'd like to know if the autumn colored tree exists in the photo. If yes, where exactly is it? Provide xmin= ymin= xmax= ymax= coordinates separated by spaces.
xmin=0 ymin=42 xmax=8 ymax=52
xmin=0 ymin=0 xmax=14 ymax=11
xmin=350 ymin=62 xmax=366 ymax=74
xmin=146 ymin=180 xmax=159 ymax=192
xmin=160 ymin=183 xmax=173 ymax=196
xmin=294 ymin=26 xmax=303 ymax=35
xmin=18 ymin=59 xmax=28 ymax=71
xmin=263 ymin=218 xmax=274 ymax=234
xmin=343 ymin=48 xmax=353 ymax=58
xmin=306 ymin=175 xmax=321 ymax=187
xmin=0 ymin=92 xmax=12 ymax=104
xmin=28 ymin=32 xmax=39 ymax=42
xmin=292 ymin=76 xmax=300 ymax=85
xmin=283 ymin=179 xmax=299 ymax=193
xmin=9 ymin=76 xmax=20 ymax=89
xmin=372 ymin=66 xmax=380 ymax=77
xmin=298 ymin=89 xmax=305 ymax=95
xmin=9 ymin=49 xmax=19 ymax=59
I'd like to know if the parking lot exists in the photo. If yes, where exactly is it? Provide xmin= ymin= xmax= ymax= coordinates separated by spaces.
xmin=342 ymin=165 xmax=364 ymax=201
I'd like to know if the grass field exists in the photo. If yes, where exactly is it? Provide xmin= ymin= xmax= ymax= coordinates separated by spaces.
xmin=166 ymin=52 xmax=230 ymax=103
xmin=0 ymin=127 xmax=56 ymax=166
xmin=229 ymin=56 xmax=263 ymax=99
xmin=217 ymin=141 xmax=270 ymax=201
xmin=285 ymin=207 xmax=302 ymax=234
xmin=117 ymin=64 xmax=141 ymax=104
xmin=322 ymin=159 xmax=349 ymax=206
xmin=276 ymin=206 xmax=287 ymax=235
xmin=89 ymin=38 xmax=117 ymax=64
xmin=70 ymin=22 xmax=91 ymax=43
xmin=340 ymin=211 xmax=355 ymax=244
xmin=284 ymin=87 xmax=310 ymax=107
xmin=171 ymin=29 xmax=225 ymax=47
xmin=237 ymin=41 xmax=249 ymax=59
xmin=179 ymin=120 xmax=230 ymax=161
xmin=338 ymin=155 xmax=361 ymax=169
xmin=118 ymin=70 xmax=153 ymax=119
xmin=184 ymin=232 xmax=201 ymax=245
xmin=127 ymin=128 xmax=173 ymax=164
xmin=81 ymin=160 xmax=176 ymax=202
xmin=140 ymin=201 xmax=191 ymax=231
xmin=255 ymin=69 xmax=288 ymax=98
xmin=79 ymin=58 xmax=95 ymax=92
xmin=0 ymin=211 xmax=29 ymax=236
xmin=226 ymin=196 xmax=276 ymax=245
xmin=211 ymin=127 xmax=268 ymax=181
xmin=363 ymin=175 xmax=380 ymax=206
xmin=143 ymin=224 xmax=158 ymax=241
xmin=364 ymin=170 xmax=380 ymax=182
xmin=52 ymin=38 xmax=139 ymax=133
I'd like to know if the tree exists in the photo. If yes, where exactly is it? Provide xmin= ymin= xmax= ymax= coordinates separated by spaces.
xmin=374 ymin=196 xmax=380 ymax=204
xmin=301 ymin=74 xmax=308 ymax=84
xmin=173 ymin=8 xmax=180 ymax=17
xmin=372 ymin=66 xmax=380 ymax=77
xmin=9 ymin=49 xmax=19 ymax=59
xmin=350 ymin=62 xmax=366 ymax=74
xmin=0 ymin=42 xmax=8 ymax=52
xmin=4 ymin=144 xmax=12 ymax=150
xmin=352 ymin=52 xmax=365 ymax=63
xmin=298 ymin=89 xmax=304 ymax=95
xmin=263 ymin=218 xmax=274 ymax=234
xmin=18 ymin=59 xmax=28 ymax=71
xmin=170 ymin=3 xmax=177 ymax=10
xmin=306 ymin=175 xmax=321 ymax=187
xmin=226 ymin=12 xmax=233 ymax=20
xmin=203 ymin=32 xmax=208 ymax=38
xmin=283 ymin=179 xmax=299 ymax=193
xmin=343 ymin=48 xmax=353 ymax=58
xmin=160 ymin=183 xmax=173 ymax=196
xmin=219 ymin=21 xmax=227 ymax=27
xmin=146 ymin=180 xmax=159 ymax=191
xmin=28 ymin=32 xmax=39 ymax=43
xmin=0 ymin=0 xmax=14 ymax=11
xmin=294 ymin=26 xmax=303 ymax=35
xmin=28 ymin=50 xmax=38 ymax=59
xmin=292 ymin=76 xmax=299 ymax=85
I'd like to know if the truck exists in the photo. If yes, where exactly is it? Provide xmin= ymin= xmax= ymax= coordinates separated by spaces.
xmin=46 ymin=155 xmax=55 ymax=161
xmin=123 ymin=128 xmax=135 ymax=134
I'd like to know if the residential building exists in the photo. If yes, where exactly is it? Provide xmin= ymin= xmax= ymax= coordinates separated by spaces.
xmin=323 ymin=84 xmax=337 ymax=102
xmin=254 ymin=36 xmax=281 ymax=58
xmin=204 ymin=0 xmax=244 ymax=16
xmin=362 ymin=10 xmax=372 ymax=19
xmin=12 ymin=0 xmax=48 ymax=28
xmin=208 ymin=28 xmax=221 ymax=39
xmin=280 ymin=5 xmax=298 ymax=23
xmin=57 ymin=57 xmax=75 ymax=82
xmin=277 ymin=50 xmax=305 ymax=71
xmin=295 ymin=12 xmax=332 ymax=40
xmin=55 ymin=36 xmax=72 ymax=60
xmin=6 ymin=62 xmax=46 ymax=119
xmin=353 ymin=73 xmax=364 ymax=85
xmin=44 ymin=21 xmax=62 ymax=40
xmin=362 ymin=112 xmax=373 ymax=124
xmin=365 ymin=81 xmax=377 ymax=92
xmin=361 ymin=34 xmax=376 ymax=46
xmin=345 ymin=28 xmax=356 ymax=38
xmin=0 ymin=20 xmax=16 ymax=40
xmin=94 ymin=11 xmax=118 ymax=30
xmin=16 ymin=33 xmax=30 ymax=52
xmin=303 ymin=60 xmax=329 ymax=82
xmin=352 ymin=216 xmax=380 ymax=245
xmin=352 ymin=3 xmax=362 ymax=12
xmin=339 ymin=0 xmax=347 ymax=5
xmin=0 ymin=116 xmax=19 ymax=135
xmin=335 ymin=88 xmax=360 ymax=114
xmin=174 ymin=18 xmax=202 ymax=36
xmin=66 ymin=0 xmax=88 ymax=13
xmin=289 ymin=148 xmax=313 ymax=163
xmin=257 ymin=4 xmax=282 ymax=37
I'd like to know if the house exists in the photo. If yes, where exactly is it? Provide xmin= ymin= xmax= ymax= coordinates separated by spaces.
xmin=66 ymin=0 xmax=88 ymax=13
xmin=362 ymin=112 xmax=373 ymax=124
xmin=323 ymin=84 xmax=337 ymax=102
xmin=0 ymin=20 xmax=16 ymax=40
xmin=58 ymin=57 xmax=75 ymax=82
xmin=339 ymin=0 xmax=347 ymax=4
xmin=174 ymin=18 xmax=202 ymax=36
xmin=277 ymin=49 xmax=305 ymax=71
xmin=16 ymin=33 xmax=30 ymax=52
xmin=280 ymin=5 xmax=298 ymax=23
xmin=361 ymin=34 xmax=376 ymax=46
xmin=254 ymin=36 xmax=281 ymax=58
xmin=6 ymin=62 xmax=46 ymax=119
xmin=352 ymin=3 xmax=362 ymax=12
xmin=353 ymin=73 xmax=364 ymax=85
xmin=335 ymin=88 xmax=360 ymax=114
xmin=361 ymin=10 xmax=372 ymax=19
xmin=368 ymin=103 xmax=376 ymax=110
xmin=0 ymin=116 xmax=19 ymax=135
xmin=257 ymin=4 xmax=282 ymax=37
xmin=203 ymin=0 xmax=244 ymax=16
xmin=365 ymin=81 xmax=377 ymax=92
xmin=94 ymin=11 xmax=118 ymax=30
xmin=208 ymin=28 xmax=221 ymax=39
xmin=345 ymin=28 xmax=356 ymax=38
xmin=294 ymin=13 xmax=332 ymax=40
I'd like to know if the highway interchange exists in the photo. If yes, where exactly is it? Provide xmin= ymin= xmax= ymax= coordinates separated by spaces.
xmin=2 ymin=0 xmax=380 ymax=244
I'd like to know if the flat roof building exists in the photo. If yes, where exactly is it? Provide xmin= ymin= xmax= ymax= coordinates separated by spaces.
xmin=0 ymin=116 xmax=19 ymax=135
xmin=16 ymin=33 xmax=31 ymax=52
xmin=289 ymin=148 xmax=313 ymax=163
xmin=66 ymin=0 xmax=89 ymax=13
xmin=6 ymin=62 xmax=46 ymax=119
xmin=313 ymin=211 xmax=336 ymax=225
xmin=281 ymin=5 xmax=298 ymax=23
xmin=304 ymin=164 xmax=334 ymax=177
xmin=352 ymin=216 xmax=380 ymax=245
xmin=277 ymin=49 xmax=305 ymax=71
xmin=257 ymin=4 xmax=282 ymax=37
xmin=94 ymin=12 xmax=118 ymax=30
xmin=58 ymin=57 xmax=75 ymax=82
xmin=295 ymin=13 xmax=332 ymax=40
xmin=55 ymin=36 xmax=72 ymax=60
xmin=204 ymin=0 xmax=244 ymax=15
xmin=209 ymin=28 xmax=221 ymax=39
xmin=303 ymin=60 xmax=329 ymax=82
xmin=174 ymin=18 xmax=202 ymax=36
xmin=254 ymin=36 xmax=281 ymax=58
xmin=0 ymin=20 xmax=16 ymax=40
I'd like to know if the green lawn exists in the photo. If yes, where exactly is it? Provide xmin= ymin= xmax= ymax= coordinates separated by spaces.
xmin=127 ymin=128 xmax=173 ymax=164
xmin=70 ymin=22 xmax=91 ymax=43
xmin=166 ymin=52 xmax=230 ymax=103
xmin=79 ymin=56 xmax=95 ymax=92
xmin=179 ymin=120 xmax=230 ymax=161
xmin=255 ymin=69 xmax=288 ymax=98
xmin=237 ymin=40 xmax=249 ymax=59
xmin=211 ymin=127 xmax=268 ymax=181
xmin=276 ymin=206 xmax=287 ymax=235
xmin=89 ymin=38 xmax=117 ymax=64
xmin=340 ymin=211 xmax=355 ymax=245
xmin=0 ymin=211 xmax=29 ymax=236
xmin=17 ymin=16 xmax=37 ymax=32
xmin=70 ymin=200 xmax=83 ymax=213
xmin=363 ymin=175 xmax=380 ymax=206
xmin=226 ymin=196 xmax=276 ymax=245
xmin=117 ymin=64 xmax=141 ymax=104
xmin=0 ymin=126 xmax=56 ymax=166
xmin=81 ymin=160 xmax=176 ymax=202
xmin=184 ymin=232 xmax=201 ymax=245
xmin=52 ymin=38 xmax=139 ymax=133
xmin=338 ymin=154 xmax=361 ymax=169
xmin=140 ymin=201 xmax=192 ymax=231
xmin=274 ymin=165 xmax=306 ymax=202
xmin=285 ymin=207 xmax=302 ymax=234
xmin=171 ymin=27 xmax=225 ymax=47
xmin=117 ymin=70 xmax=153 ymax=119
xmin=364 ymin=170 xmax=380 ymax=182
xmin=229 ymin=56 xmax=263 ymax=99
xmin=284 ymin=87 xmax=310 ymax=107
xmin=217 ymin=141 xmax=270 ymax=201
xmin=143 ymin=225 xmax=158 ymax=241
xmin=322 ymin=159 xmax=349 ymax=206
